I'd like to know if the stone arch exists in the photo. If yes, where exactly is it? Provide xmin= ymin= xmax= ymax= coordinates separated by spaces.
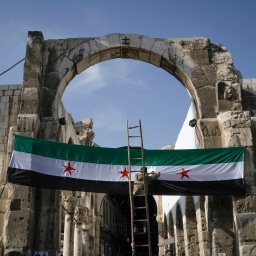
xmin=185 ymin=196 xmax=200 ymax=255
xmin=51 ymin=34 xmax=203 ymax=115
xmin=168 ymin=211 xmax=176 ymax=255
xmin=208 ymin=196 xmax=235 ymax=255
xmin=99 ymin=193 xmax=158 ymax=255
xmin=19 ymin=31 xmax=240 ymax=135
xmin=176 ymin=203 xmax=185 ymax=255
xmin=196 ymin=196 xmax=209 ymax=255
xmin=68 ymin=137 xmax=74 ymax=144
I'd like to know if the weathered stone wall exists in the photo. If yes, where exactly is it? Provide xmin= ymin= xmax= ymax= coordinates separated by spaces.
xmin=0 ymin=84 xmax=22 ymax=181
xmin=0 ymin=84 xmax=22 ymax=253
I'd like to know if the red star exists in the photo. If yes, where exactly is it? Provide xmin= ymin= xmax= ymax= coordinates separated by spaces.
xmin=63 ymin=161 xmax=76 ymax=176
xmin=119 ymin=167 xmax=129 ymax=179
xmin=177 ymin=168 xmax=190 ymax=179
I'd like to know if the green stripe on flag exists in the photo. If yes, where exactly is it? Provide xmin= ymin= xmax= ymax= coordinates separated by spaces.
xmin=13 ymin=135 xmax=244 ymax=166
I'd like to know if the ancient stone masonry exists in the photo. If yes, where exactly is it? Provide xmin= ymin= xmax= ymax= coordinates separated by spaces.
xmin=0 ymin=32 xmax=256 ymax=255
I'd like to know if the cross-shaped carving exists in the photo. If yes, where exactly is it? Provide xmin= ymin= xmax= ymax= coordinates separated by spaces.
xmin=122 ymin=36 xmax=130 ymax=45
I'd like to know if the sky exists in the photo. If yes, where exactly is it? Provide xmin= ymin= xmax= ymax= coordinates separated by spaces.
xmin=0 ymin=0 xmax=256 ymax=149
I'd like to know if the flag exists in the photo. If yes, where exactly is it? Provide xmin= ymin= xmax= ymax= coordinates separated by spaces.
xmin=7 ymin=135 xmax=246 ymax=195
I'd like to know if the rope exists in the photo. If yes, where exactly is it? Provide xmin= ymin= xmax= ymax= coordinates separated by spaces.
xmin=0 ymin=58 xmax=25 ymax=77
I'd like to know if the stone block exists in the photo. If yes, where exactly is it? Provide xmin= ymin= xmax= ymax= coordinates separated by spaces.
xmin=0 ymin=115 xmax=6 ymax=123
xmin=140 ymin=35 xmax=156 ymax=51
xmin=90 ymin=53 xmax=101 ymax=66
xmin=240 ymin=244 xmax=256 ymax=256
xmin=0 ymin=85 xmax=9 ymax=90
xmin=17 ymin=114 xmax=40 ymax=134
xmin=76 ymin=57 xmax=91 ymax=74
xmin=190 ymin=49 xmax=210 ymax=66
xmin=23 ymin=77 xmax=41 ymax=89
xmin=0 ymin=122 xmax=8 ymax=129
xmin=4 ymin=91 xmax=13 ymax=96
xmin=125 ymin=34 xmax=141 ymax=49
xmin=178 ymin=38 xmax=210 ymax=50
xmin=95 ymin=35 xmax=110 ymax=51
xmin=13 ymin=90 xmax=21 ymax=98
xmin=88 ymin=39 xmax=100 ymax=56
xmin=1 ymin=96 xmax=9 ymax=103
xmin=212 ymin=51 xmax=233 ymax=65
xmin=0 ymin=129 xmax=7 ymax=136
xmin=191 ymin=68 xmax=209 ymax=89
xmin=148 ymin=52 xmax=161 ymax=67
xmin=138 ymin=50 xmax=150 ymax=62
xmin=20 ymin=88 xmax=39 ymax=114
xmin=8 ymin=84 xmax=20 ymax=90
xmin=0 ymin=103 xmax=7 ymax=110
xmin=0 ymin=144 xmax=5 ymax=151
xmin=100 ymin=49 xmax=111 ymax=62
xmin=197 ymin=87 xmax=216 ymax=118
xmin=107 ymin=33 xmax=121 ymax=48
xmin=4 ymin=208 xmax=34 ymax=249
xmin=237 ymin=213 xmax=256 ymax=242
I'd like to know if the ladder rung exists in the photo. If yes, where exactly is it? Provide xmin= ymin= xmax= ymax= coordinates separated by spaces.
xmin=129 ymin=135 xmax=140 ymax=138
xmin=130 ymin=157 xmax=142 ymax=160
xmin=130 ymin=170 xmax=141 ymax=173
xmin=128 ymin=125 xmax=140 ymax=129
xmin=135 ymin=244 xmax=149 ymax=247
xmin=134 ymin=232 xmax=148 ymax=234
xmin=134 ymin=219 xmax=147 ymax=222
xmin=135 ymin=206 xmax=146 ymax=209
xmin=134 ymin=194 xmax=146 ymax=197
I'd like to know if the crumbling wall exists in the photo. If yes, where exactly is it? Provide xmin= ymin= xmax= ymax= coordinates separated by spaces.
xmin=0 ymin=84 xmax=22 ymax=254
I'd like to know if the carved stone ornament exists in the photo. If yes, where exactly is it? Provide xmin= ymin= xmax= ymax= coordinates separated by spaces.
xmin=61 ymin=194 xmax=77 ymax=213
xmin=224 ymin=84 xmax=234 ymax=100
xmin=74 ymin=206 xmax=89 ymax=224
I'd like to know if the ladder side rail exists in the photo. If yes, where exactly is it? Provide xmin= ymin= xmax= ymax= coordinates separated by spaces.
xmin=144 ymin=184 xmax=152 ymax=256
xmin=127 ymin=119 xmax=152 ymax=256
xmin=139 ymin=119 xmax=152 ymax=256
xmin=126 ymin=119 xmax=135 ymax=255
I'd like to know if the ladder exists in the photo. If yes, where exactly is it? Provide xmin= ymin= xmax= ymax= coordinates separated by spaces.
xmin=126 ymin=119 xmax=152 ymax=256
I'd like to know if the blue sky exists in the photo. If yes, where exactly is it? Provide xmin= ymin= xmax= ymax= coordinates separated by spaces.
xmin=0 ymin=0 xmax=256 ymax=149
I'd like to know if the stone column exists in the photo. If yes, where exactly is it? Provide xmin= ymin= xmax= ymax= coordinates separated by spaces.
xmin=62 ymin=193 xmax=76 ymax=256
xmin=208 ymin=196 xmax=235 ymax=256
xmin=218 ymin=111 xmax=256 ymax=256
xmin=92 ymin=215 xmax=101 ymax=256
xmin=156 ymin=213 xmax=165 ymax=255
xmin=82 ymin=223 xmax=90 ymax=256
xmin=195 ymin=196 xmax=210 ymax=256
xmin=74 ymin=206 xmax=88 ymax=256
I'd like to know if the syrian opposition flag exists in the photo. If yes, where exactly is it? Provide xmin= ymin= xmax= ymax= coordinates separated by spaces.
xmin=7 ymin=136 xmax=246 ymax=196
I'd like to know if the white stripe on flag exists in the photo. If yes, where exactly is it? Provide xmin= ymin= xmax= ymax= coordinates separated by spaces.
xmin=9 ymin=151 xmax=244 ymax=182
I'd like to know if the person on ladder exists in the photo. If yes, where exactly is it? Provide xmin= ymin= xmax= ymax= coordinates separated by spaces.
xmin=133 ymin=167 xmax=160 ymax=195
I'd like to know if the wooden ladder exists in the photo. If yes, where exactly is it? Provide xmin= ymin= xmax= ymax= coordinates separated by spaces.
xmin=126 ymin=119 xmax=152 ymax=256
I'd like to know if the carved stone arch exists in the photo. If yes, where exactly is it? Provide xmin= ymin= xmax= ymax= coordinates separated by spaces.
xmin=208 ymin=196 xmax=235 ymax=255
xmin=176 ymin=202 xmax=185 ymax=255
xmin=32 ymin=32 xmax=239 ymax=127
xmin=185 ymin=195 xmax=200 ymax=255
xmin=68 ymin=137 xmax=74 ymax=144
xmin=168 ymin=211 xmax=176 ymax=255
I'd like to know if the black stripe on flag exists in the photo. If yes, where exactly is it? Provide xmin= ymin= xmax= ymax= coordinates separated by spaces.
xmin=7 ymin=168 xmax=247 ymax=196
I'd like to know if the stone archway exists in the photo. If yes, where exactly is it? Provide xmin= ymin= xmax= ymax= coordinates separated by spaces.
xmin=20 ymin=31 xmax=243 ymax=141
xmin=3 ymin=31 xmax=256 ymax=256
xmin=184 ymin=196 xmax=200 ymax=255
xmin=168 ymin=212 xmax=176 ymax=255
xmin=208 ymin=196 xmax=235 ymax=255
xmin=176 ymin=203 xmax=185 ymax=255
